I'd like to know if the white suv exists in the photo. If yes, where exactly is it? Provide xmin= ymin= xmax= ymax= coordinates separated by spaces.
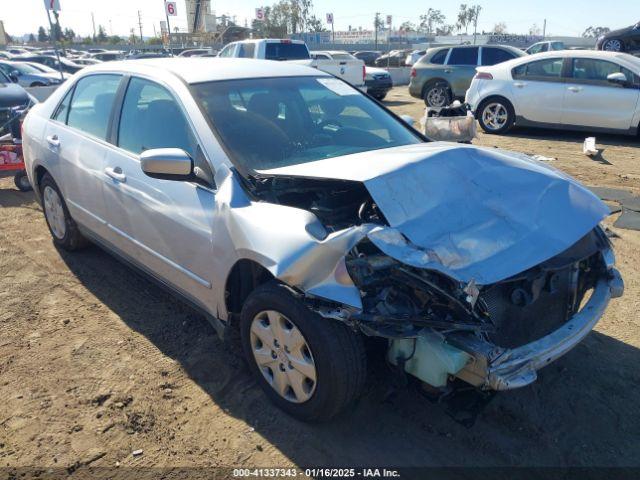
xmin=466 ymin=50 xmax=640 ymax=135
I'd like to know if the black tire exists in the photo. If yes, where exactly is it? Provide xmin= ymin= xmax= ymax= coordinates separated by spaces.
xmin=423 ymin=81 xmax=452 ymax=108
xmin=477 ymin=97 xmax=515 ymax=134
xmin=40 ymin=173 xmax=89 ymax=251
xmin=240 ymin=281 xmax=367 ymax=422
xmin=373 ymin=93 xmax=387 ymax=101
xmin=30 ymin=82 xmax=46 ymax=87
xmin=14 ymin=171 xmax=32 ymax=192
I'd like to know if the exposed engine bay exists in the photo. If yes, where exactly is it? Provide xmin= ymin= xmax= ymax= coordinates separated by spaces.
xmin=245 ymin=168 xmax=621 ymax=392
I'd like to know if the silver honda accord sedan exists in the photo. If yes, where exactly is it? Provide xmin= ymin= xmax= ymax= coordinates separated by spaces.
xmin=22 ymin=58 xmax=623 ymax=421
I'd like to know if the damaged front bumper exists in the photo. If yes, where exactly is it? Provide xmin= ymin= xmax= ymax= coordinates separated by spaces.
xmin=449 ymin=267 xmax=624 ymax=391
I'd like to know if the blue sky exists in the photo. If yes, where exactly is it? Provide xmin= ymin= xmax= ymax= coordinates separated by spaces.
xmin=4 ymin=0 xmax=638 ymax=38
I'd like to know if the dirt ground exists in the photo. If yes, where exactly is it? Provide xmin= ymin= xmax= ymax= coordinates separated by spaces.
xmin=1 ymin=86 xmax=640 ymax=477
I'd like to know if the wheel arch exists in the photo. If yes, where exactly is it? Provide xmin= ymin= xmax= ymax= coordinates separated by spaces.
xmin=421 ymin=77 xmax=451 ymax=98
xmin=32 ymin=164 xmax=51 ymax=203
xmin=477 ymin=94 xmax=516 ymax=117
xmin=224 ymin=258 xmax=275 ymax=323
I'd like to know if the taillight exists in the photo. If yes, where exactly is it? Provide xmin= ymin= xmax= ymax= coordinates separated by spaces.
xmin=474 ymin=72 xmax=493 ymax=80
xmin=363 ymin=65 xmax=366 ymax=83
xmin=410 ymin=68 xmax=416 ymax=78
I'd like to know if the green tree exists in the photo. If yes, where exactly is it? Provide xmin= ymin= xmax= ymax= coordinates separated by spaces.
xmin=63 ymin=28 xmax=76 ymax=42
xmin=419 ymin=8 xmax=445 ymax=35
xmin=37 ymin=26 xmax=49 ymax=42
xmin=306 ymin=15 xmax=327 ymax=33
xmin=399 ymin=21 xmax=416 ymax=32
xmin=492 ymin=22 xmax=507 ymax=34
xmin=108 ymin=35 xmax=123 ymax=45
xmin=457 ymin=4 xmax=470 ymax=33
xmin=97 ymin=25 xmax=108 ymax=42
xmin=28 ymin=33 xmax=36 ymax=44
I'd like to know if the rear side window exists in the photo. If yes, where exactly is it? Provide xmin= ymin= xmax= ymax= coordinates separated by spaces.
xmin=513 ymin=58 xmax=564 ymax=80
xmin=237 ymin=43 xmax=255 ymax=58
xmin=52 ymin=87 xmax=74 ymax=122
xmin=66 ymin=74 xmax=121 ymax=140
xmin=448 ymin=47 xmax=479 ymax=66
xmin=264 ymin=43 xmax=309 ymax=61
xmin=481 ymin=48 xmax=516 ymax=66
xmin=218 ymin=44 xmax=235 ymax=58
xmin=429 ymin=49 xmax=449 ymax=64
xmin=118 ymin=77 xmax=198 ymax=158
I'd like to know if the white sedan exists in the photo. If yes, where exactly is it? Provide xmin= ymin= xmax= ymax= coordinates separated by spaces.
xmin=465 ymin=50 xmax=640 ymax=135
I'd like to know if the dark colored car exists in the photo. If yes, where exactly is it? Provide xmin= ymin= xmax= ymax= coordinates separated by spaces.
xmin=15 ymin=55 xmax=83 ymax=74
xmin=375 ymin=49 xmax=412 ymax=67
xmin=596 ymin=21 xmax=640 ymax=53
xmin=365 ymin=66 xmax=393 ymax=100
xmin=0 ymin=70 xmax=33 ymax=138
xmin=353 ymin=50 xmax=381 ymax=66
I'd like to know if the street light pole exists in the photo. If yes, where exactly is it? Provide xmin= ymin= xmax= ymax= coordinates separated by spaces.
xmin=43 ymin=5 xmax=64 ymax=81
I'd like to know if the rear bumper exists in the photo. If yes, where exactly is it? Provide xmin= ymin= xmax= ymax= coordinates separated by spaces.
xmin=450 ymin=264 xmax=623 ymax=391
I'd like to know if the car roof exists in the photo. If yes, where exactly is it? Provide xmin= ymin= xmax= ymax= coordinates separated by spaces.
xmin=488 ymin=49 xmax=640 ymax=72
xmin=78 ymin=57 xmax=330 ymax=84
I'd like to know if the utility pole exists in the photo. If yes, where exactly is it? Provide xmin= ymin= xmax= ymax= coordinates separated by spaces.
xmin=374 ymin=12 xmax=380 ymax=50
xmin=91 ymin=12 xmax=96 ymax=40
xmin=138 ymin=10 xmax=144 ymax=43
xmin=43 ymin=4 xmax=64 ymax=81
xmin=542 ymin=19 xmax=547 ymax=38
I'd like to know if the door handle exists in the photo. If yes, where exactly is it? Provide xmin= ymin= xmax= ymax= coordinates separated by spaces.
xmin=46 ymin=134 xmax=60 ymax=147
xmin=104 ymin=166 xmax=126 ymax=183
xmin=568 ymin=86 xmax=582 ymax=92
xmin=444 ymin=69 xmax=453 ymax=74
xmin=513 ymin=82 xmax=526 ymax=88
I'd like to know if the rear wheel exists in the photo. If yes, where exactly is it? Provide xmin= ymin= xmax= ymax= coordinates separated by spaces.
xmin=477 ymin=98 xmax=515 ymax=134
xmin=240 ymin=282 xmax=366 ymax=422
xmin=40 ymin=173 xmax=89 ymax=251
xmin=602 ymin=39 xmax=623 ymax=52
xmin=423 ymin=81 xmax=452 ymax=108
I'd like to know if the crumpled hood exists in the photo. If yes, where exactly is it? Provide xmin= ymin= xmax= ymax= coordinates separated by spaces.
xmin=258 ymin=143 xmax=609 ymax=284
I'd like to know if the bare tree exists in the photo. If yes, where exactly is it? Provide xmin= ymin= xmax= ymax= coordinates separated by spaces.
xmin=582 ymin=26 xmax=610 ymax=38
xmin=420 ymin=8 xmax=446 ymax=35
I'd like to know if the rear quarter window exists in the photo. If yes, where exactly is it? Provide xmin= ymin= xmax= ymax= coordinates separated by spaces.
xmin=428 ymin=49 xmax=449 ymax=65
xmin=481 ymin=48 xmax=516 ymax=66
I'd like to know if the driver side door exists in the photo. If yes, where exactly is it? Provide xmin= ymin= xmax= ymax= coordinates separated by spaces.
xmin=101 ymin=76 xmax=218 ymax=312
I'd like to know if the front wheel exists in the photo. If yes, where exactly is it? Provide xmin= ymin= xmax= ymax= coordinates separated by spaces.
xmin=477 ymin=98 xmax=515 ymax=134
xmin=240 ymin=282 xmax=367 ymax=422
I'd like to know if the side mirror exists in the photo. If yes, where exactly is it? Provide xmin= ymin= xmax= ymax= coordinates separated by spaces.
xmin=9 ymin=70 xmax=20 ymax=82
xmin=140 ymin=148 xmax=193 ymax=181
xmin=400 ymin=114 xmax=416 ymax=126
xmin=607 ymin=72 xmax=628 ymax=86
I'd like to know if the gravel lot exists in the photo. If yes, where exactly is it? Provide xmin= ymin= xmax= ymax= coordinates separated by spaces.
xmin=1 ymin=86 xmax=639 ymax=476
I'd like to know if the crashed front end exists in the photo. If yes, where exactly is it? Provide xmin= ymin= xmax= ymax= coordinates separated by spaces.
xmin=241 ymin=143 xmax=624 ymax=392
xmin=343 ymin=229 xmax=623 ymax=390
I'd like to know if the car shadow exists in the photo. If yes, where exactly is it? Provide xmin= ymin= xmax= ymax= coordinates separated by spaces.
xmin=502 ymin=127 xmax=639 ymax=148
xmin=382 ymin=100 xmax=414 ymax=107
xmin=57 ymin=245 xmax=640 ymax=469
xmin=0 ymin=187 xmax=38 ymax=210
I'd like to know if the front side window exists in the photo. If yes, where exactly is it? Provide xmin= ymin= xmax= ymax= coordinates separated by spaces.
xmin=428 ymin=49 xmax=449 ymax=65
xmin=448 ymin=47 xmax=479 ymax=66
xmin=570 ymin=58 xmax=637 ymax=86
xmin=481 ymin=48 xmax=516 ymax=66
xmin=66 ymin=74 xmax=121 ymax=140
xmin=192 ymin=76 xmax=422 ymax=171
xmin=513 ymin=58 xmax=564 ymax=80
xmin=118 ymin=77 xmax=198 ymax=158
xmin=237 ymin=43 xmax=255 ymax=58
xmin=218 ymin=44 xmax=235 ymax=58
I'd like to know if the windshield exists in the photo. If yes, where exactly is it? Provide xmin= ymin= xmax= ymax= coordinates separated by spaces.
xmin=26 ymin=62 xmax=55 ymax=72
xmin=192 ymin=76 xmax=421 ymax=172
xmin=265 ymin=43 xmax=309 ymax=60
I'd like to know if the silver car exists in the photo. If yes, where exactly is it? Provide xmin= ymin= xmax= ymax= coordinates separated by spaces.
xmin=22 ymin=59 xmax=623 ymax=421
xmin=0 ymin=60 xmax=66 ymax=87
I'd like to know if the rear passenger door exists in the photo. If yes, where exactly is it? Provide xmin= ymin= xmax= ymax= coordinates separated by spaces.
xmin=100 ymin=76 xmax=217 ymax=312
xmin=561 ymin=57 xmax=640 ymax=130
xmin=510 ymin=57 xmax=566 ymax=124
xmin=446 ymin=47 xmax=479 ymax=97
xmin=44 ymin=74 xmax=122 ymax=236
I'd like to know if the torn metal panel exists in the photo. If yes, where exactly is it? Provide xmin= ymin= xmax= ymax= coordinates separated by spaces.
xmin=259 ymin=143 xmax=610 ymax=284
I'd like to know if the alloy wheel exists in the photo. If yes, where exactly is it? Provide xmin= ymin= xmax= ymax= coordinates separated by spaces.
xmin=426 ymin=86 xmax=449 ymax=108
xmin=43 ymin=185 xmax=67 ymax=239
xmin=482 ymin=102 xmax=509 ymax=131
xmin=250 ymin=310 xmax=317 ymax=403
xmin=603 ymin=39 xmax=622 ymax=52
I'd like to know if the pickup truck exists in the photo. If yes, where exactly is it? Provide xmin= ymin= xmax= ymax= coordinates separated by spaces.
xmin=218 ymin=39 xmax=366 ymax=89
